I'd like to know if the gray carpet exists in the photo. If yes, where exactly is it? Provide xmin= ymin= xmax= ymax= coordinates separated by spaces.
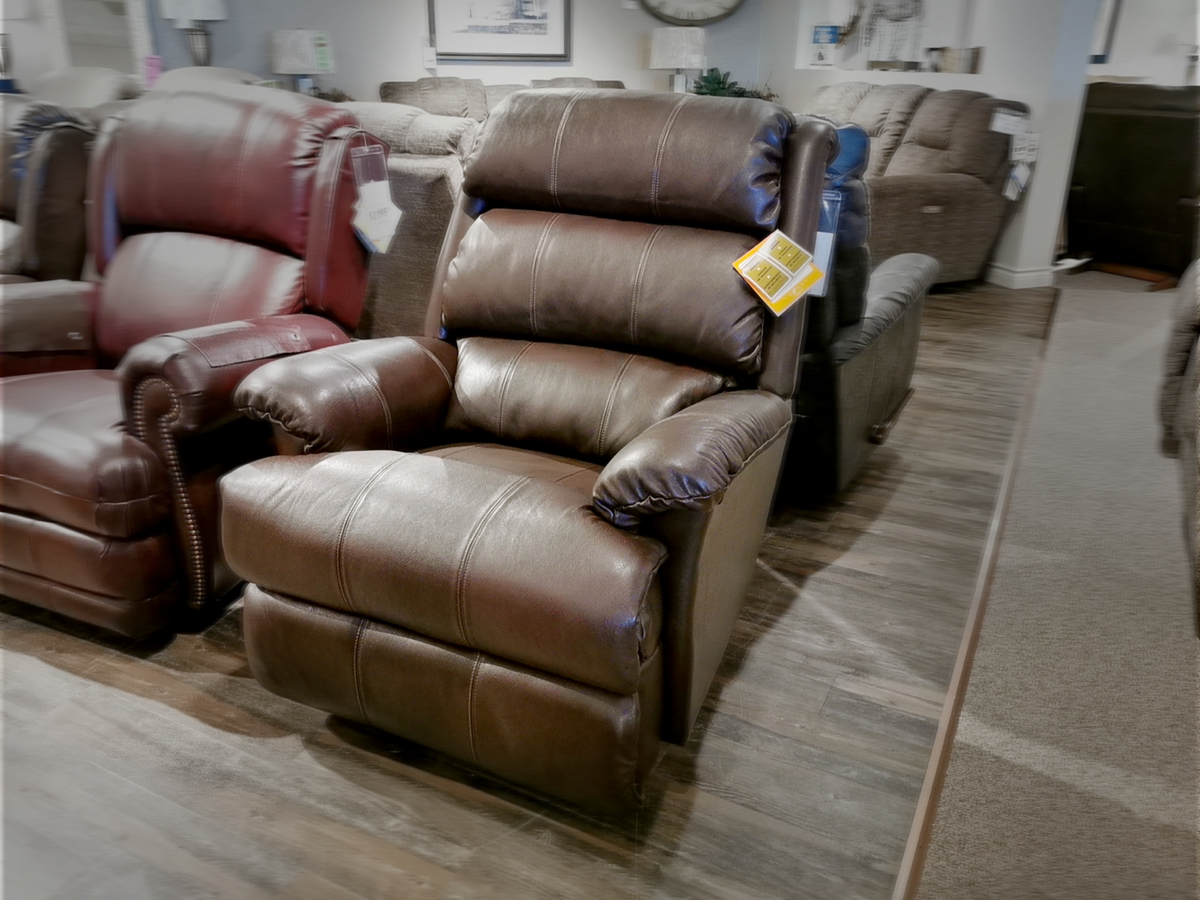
xmin=916 ymin=275 xmax=1199 ymax=900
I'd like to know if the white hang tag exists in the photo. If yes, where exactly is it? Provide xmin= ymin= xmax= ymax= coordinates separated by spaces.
xmin=990 ymin=109 xmax=1028 ymax=135
xmin=1011 ymin=131 xmax=1040 ymax=163
xmin=351 ymin=144 xmax=402 ymax=254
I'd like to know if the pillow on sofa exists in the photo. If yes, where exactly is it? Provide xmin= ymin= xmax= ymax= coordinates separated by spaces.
xmin=342 ymin=102 xmax=478 ymax=159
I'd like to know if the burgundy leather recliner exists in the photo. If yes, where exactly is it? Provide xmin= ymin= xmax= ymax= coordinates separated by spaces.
xmin=0 ymin=86 xmax=384 ymax=638
xmin=220 ymin=90 xmax=838 ymax=810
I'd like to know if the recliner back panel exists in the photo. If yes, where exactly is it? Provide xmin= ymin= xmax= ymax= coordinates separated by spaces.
xmin=441 ymin=208 xmax=764 ymax=376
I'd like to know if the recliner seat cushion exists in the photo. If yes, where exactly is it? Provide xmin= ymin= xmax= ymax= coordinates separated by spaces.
xmin=0 ymin=371 xmax=170 ymax=537
xmin=221 ymin=450 xmax=666 ymax=695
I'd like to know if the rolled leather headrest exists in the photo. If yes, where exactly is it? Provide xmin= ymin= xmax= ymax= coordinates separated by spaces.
xmin=463 ymin=89 xmax=793 ymax=232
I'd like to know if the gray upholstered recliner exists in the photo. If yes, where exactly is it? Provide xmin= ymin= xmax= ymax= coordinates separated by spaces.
xmin=804 ymin=82 xmax=1026 ymax=283
xmin=219 ymin=89 xmax=838 ymax=811
xmin=779 ymin=123 xmax=938 ymax=499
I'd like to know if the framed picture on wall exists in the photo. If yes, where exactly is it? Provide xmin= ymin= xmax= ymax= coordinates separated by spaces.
xmin=429 ymin=0 xmax=571 ymax=62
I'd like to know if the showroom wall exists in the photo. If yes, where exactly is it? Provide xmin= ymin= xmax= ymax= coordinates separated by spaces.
xmin=11 ymin=0 xmax=1192 ymax=288
xmin=146 ymin=0 xmax=769 ymax=99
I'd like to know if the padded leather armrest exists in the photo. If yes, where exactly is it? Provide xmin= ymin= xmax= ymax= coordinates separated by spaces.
xmin=593 ymin=391 xmax=791 ymax=528
xmin=233 ymin=335 xmax=458 ymax=454
xmin=118 ymin=314 xmax=351 ymax=437
xmin=829 ymin=253 xmax=939 ymax=364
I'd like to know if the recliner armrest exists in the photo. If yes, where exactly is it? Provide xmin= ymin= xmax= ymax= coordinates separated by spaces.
xmin=233 ymin=336 xmax=458 ymax=453
xmin=118 ymin=314 xmax=351 ymax=437
xmin=829 ymin=253 xmax=939 ymax=364
xmin=593 ymin=391 xmax=791 ymax=529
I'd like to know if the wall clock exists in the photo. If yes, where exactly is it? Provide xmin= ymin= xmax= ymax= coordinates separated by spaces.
xmin=640 ymin=0 xmax=746 ymax=27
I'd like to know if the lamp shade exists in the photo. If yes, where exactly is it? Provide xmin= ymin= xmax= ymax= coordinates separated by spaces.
xmin=160 ymin=0 xmax=228 ymax=28
xmin=270 ymin=29 xmax=335 ymax=75
xmin=650 ymin=27 xmax=706 ymax=70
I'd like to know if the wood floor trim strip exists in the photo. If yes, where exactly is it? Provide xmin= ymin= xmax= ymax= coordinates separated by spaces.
xmin=892 ymin=287 xmax=1063 ymax=900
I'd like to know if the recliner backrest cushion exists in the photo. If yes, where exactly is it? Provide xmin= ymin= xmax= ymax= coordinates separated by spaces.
xmin=438 ymin=89 xmax=793 ymax=458
xmin=441 ymin=208 xmax=764 ymax=375
xmin=886 ymin=91 xmax=1021 ymax=190
xmin=90 ymin=86 xmax=378 ymax=339
xmin=108 ymin=87 xmax=359 ymax=260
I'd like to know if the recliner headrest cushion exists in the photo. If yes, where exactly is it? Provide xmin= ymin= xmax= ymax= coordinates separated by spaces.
xmin=463 ymin=89 xmax=792 ymax=232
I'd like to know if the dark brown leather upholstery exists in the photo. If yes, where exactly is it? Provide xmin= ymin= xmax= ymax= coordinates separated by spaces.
xmin=0 ymin=86 xmax=380 ymax=638
xmin=223 ymin=89 xmax=837 ymax=810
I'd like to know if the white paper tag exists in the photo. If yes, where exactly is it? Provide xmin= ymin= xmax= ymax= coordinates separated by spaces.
xmin=351 ymin=144 xmax=402 ymax=254
xmin=1002 ymin=162 xmax=1031 ymax=201
xmin=990 ymin=109 xmax=1028 ymax=135
xmin=1011 ymin=132 xmax=1039 ymax=163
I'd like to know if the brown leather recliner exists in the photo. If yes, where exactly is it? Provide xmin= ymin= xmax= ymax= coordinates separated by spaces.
xmin=220 ymin=89 xmax=838 ymax=810
xmin=0 ymin=86 xmax=384 ymax=638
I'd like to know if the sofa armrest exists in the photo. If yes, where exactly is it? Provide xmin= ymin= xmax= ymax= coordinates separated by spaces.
xmin=593 ymin=391 xmax=791 ymax=528
xmin=118 ymin=314 xmax=351 ymax=438
xmin=233 ymin=335 xmax=458 ymax=454
xmin=342 ymin=101 xmax=479 ymax=162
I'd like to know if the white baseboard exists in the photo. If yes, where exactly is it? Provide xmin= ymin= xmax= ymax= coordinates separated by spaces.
xmin=984 ymin=263 xmax=1055 ymax=290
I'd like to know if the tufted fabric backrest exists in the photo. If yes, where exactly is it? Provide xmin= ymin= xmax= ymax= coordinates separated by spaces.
xmin=429 ymin=89 xmax=837 ymax=457
xmin=379 ymin=77 xmax=490 ymax=122
xmin=887 ymin=91 xmax=1026 ymax=190
xmin=88 ymin=86 xmax=380 ymax=361
xmin=806 ymin=83 xmax=931 ymax=178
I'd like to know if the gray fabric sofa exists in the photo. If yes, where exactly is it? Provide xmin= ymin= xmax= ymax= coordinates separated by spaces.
xmin=378 ymin=76 xmax=625 ymax=122
xmin=340 ymin=101 xmax=480 ymax=338
xmin=804 ymin=82 xmax=1027 ymax=283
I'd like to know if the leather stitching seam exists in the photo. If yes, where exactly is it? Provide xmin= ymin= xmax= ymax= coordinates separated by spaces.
xmin=333 ymin=457 xmax=407 ymax=612
xmin=549 ymin=92 xmax=583 ymax=209
xmin=467 ymin=654 xmax=483 ymax=764
xmin=454 ymin=476 xmax=530 ymax=646
xmin=495 ymin=341 xmax=535 ymax=438
xmin=528 ymin=213 xmax=562 ymax=337
xmin=351 ymin=619 xmax=371 ymax=725
xmin=629 ymin=226 xmax=663 ymax=345
xmin=651 ymin=95 xmax=692 ymax=219
xmin=334 ymin=353 xmax=394 ymax=450
xmin=596 ymin=354 xmax=635 ymax=458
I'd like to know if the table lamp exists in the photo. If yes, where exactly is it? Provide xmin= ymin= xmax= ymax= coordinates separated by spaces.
xmin=160 ymin=0 xmax=228 ymax=67
xmin=650 ymin=27 xmax=706 ymax=93
xmin=270 ymin=29 xmax=335 ymax=94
